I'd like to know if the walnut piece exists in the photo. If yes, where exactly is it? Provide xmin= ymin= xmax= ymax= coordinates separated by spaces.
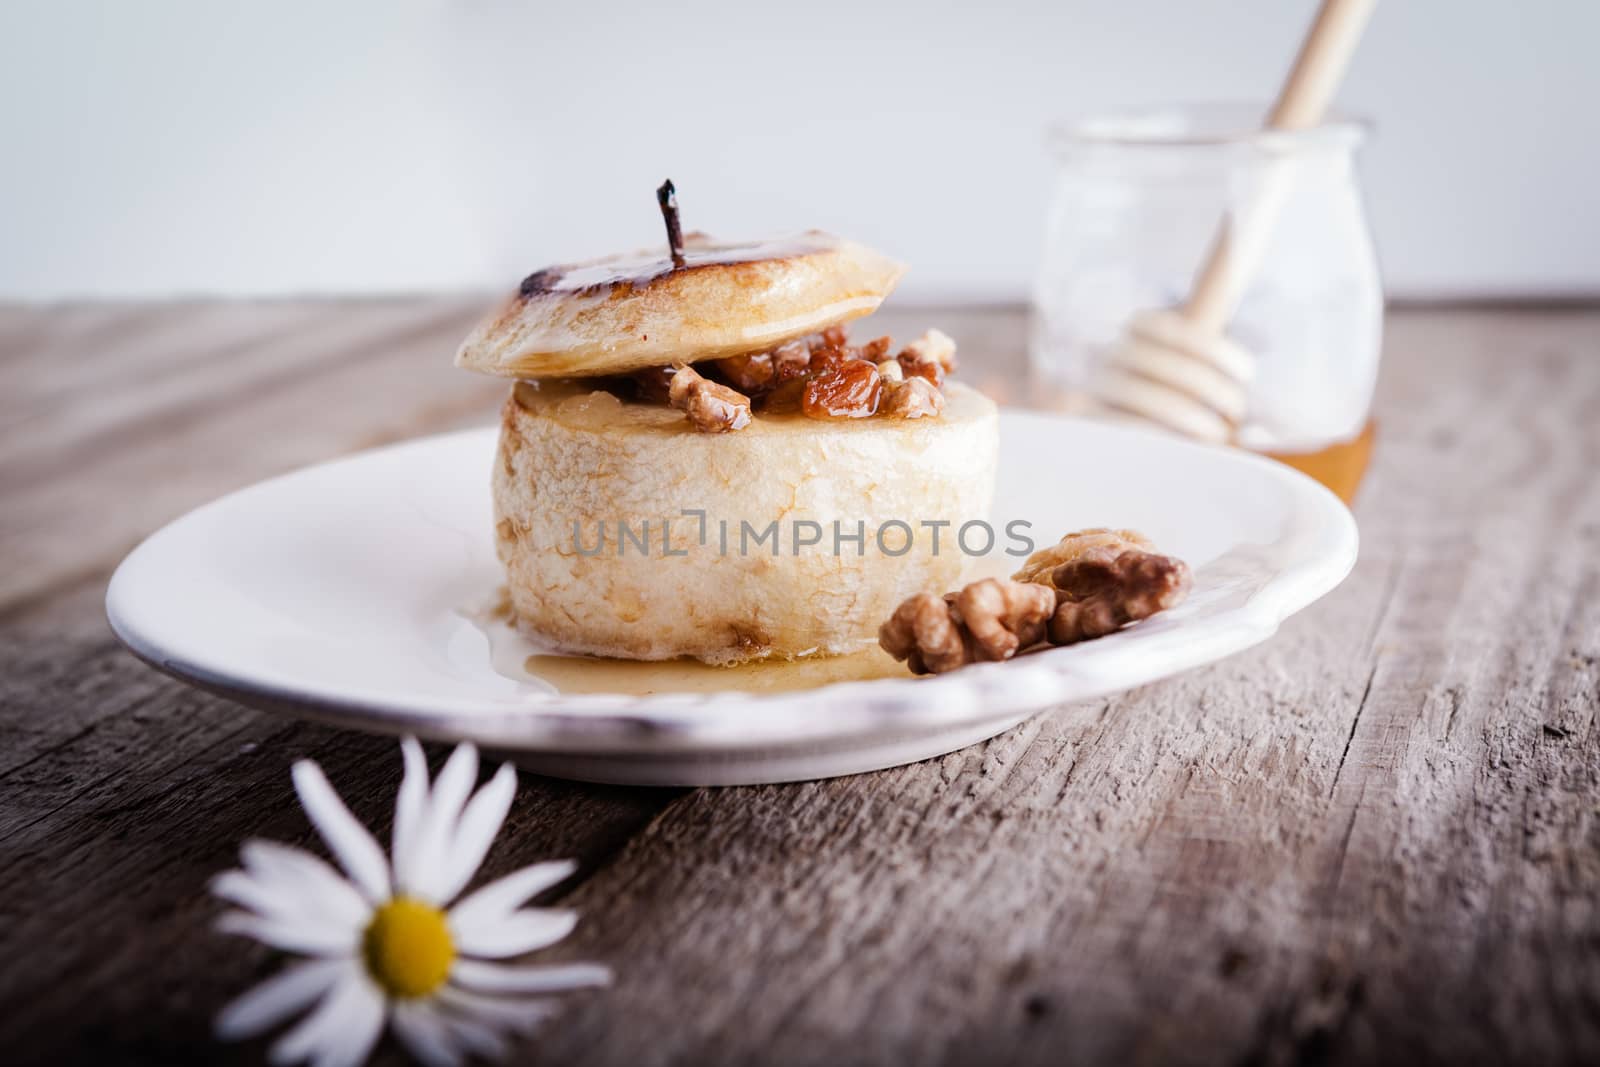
xmin=668 ymin=364 xmax=752 ymax=433
xmin=956 ymin=578 xmax=1056 ymax=661
xmin=681 ymin=323 xmax=957 ymax=423
xmin=1046 ymin=546 xmax=1192 ymax=645
xmin=713 ymin=351 xmax=775 ymax=393
xmin=1011 ymin=528 xmax=1152 ymax=585
xmin=879 ymin=578 xmax=1055 ymax=674
xmin=880 ymin=528 xmax=1191 ymax=674
xmin=624 ymin=323 xmax=956 ymax=426
xmin=712 ymin=336 xmax=816 ymax=396
xmin=880 ymin=375 xmax=945 ymax=419
xmin=898 ymin=328 xmax=958 ymax=386
xmin=879 ymin=593 xmax=967 ymax=675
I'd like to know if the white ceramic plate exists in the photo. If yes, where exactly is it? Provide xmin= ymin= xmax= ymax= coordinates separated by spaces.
xmin=107 ymin=413 xmax=1357 ymax=785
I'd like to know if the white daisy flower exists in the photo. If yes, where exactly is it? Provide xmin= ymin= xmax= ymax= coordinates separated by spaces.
xmin=211 ymin=738 xmax=609 ymax=1067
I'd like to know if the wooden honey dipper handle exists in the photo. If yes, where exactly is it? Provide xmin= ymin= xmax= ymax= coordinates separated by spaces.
xmin=1184 ymin=0 xmax=1377 ymax=334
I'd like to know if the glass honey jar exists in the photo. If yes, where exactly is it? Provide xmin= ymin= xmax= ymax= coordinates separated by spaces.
xmin=1030 ymin=104 xmax=1382 ymax=503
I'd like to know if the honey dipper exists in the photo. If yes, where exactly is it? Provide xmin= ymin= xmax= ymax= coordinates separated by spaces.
xmin=1090 ymin=0 xmax=1377 ymax=443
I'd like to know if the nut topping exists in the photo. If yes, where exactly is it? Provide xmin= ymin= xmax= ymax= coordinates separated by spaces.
xmin=609 ymin=322 xmax=956 ymax=426
xmin=880 ymin=375 xmax=944 ymax=419
xmin=668 ymin=364 xmax=753 ymax=433
xmin=713 ymin=334 xmax=844 ymax=396
xmin=898 ymin=328 xmax=958 ymax=387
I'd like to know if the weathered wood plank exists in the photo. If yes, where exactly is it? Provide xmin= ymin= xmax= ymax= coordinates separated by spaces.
xmin=516 ymin=309 xmax=1600 ymax=1067
xmin=0 ymin=301 xmax=346 ymax=466
xmin=0 ymin=301 xmax=500 ymax=608
xmin=0 ymin=303 xmax=1596 ymax=1067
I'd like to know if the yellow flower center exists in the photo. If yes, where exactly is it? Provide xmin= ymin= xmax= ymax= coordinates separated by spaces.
xmin=362 ymin=897 xmax=455 ymax=999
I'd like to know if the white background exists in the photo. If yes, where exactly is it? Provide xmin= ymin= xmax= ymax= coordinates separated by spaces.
xmin=2 ymin=1 xmax=1596 ymax=302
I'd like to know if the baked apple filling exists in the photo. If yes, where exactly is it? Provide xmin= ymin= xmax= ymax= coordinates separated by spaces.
xmin=601 ymin=323 xmax=959 ymax=432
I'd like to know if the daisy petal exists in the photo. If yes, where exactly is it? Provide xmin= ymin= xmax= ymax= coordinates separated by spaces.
xmin=451 ymin=959 xmax=613 ymax=994
xmin=216 ymin=911 xmax=360 ymax=956
xmin=436 ymin=763 xmax=517 ymax=905
xmin=392 ymin=737 xmax=430 ymax=893
xmin=393 ymin=1001 xmax=463 ymax=1067
xmin=442 ymin=1014 xmax=508 ymax=1061
xmin=292 ymin=761 xmax=392 ymax=904
xmin=211 ymin=872 xmax=362 ymax=947
xmin=216 ymin=957 xmax=346 ymax=1040
xmin=268 ymin=966 xmax=383 ymax=1067
xmin=448 ymin=860 xmax=577 ymax=931
xmin=436 ymin=986 xmax=561 ymax=1036
xmin=308 ymin=979 xmax=385 ymax=1067
xmin=453 ymin=909 xmax=578 ymax=958
xmin=210 ymin=869 xmax=284 ymax=917
xmin=408 ymin=744 xmax=478 ymax=904
xmin=233 ymin=843 xmax=371 ymax=931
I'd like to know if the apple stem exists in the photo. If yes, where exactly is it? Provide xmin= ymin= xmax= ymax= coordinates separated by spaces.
xmin=656 ymin=180 xmax=686 ymax=268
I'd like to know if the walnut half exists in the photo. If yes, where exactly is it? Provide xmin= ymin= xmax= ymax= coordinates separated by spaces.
xmin=879 ymin=529 xmax=1192 ymax=674
xmin=1011 ymin=528 xmax=1152 ymax=585
xmin=1046 ymin=546 xmax=1191 ymax=645
xmin=879 ymin=578 xmax=1055 ymax=674
xmin=878 ymin=592 xmax=967 ymax=675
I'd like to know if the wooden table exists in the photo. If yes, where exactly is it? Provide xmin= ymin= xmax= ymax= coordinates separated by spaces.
xmin=3 ymin=301 xmax=1597 ymax=1066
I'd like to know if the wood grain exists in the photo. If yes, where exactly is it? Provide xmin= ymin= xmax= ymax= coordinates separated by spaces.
xmin=0 ymin=301 xmax=1596 ymax=1066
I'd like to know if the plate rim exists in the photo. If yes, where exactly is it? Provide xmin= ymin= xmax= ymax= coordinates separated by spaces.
xmin=106 ymin=412 xmax=1359 ymax=755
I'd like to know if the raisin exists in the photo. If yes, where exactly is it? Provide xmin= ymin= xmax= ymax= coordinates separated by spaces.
xmin=770 ymin=339 xmax=813 ymax=384
xmin=717 ymin=336 xmax=822 ymax=393
xmin=757 ymin=377 xmax=807 ymax=414
xmin=714 ymin=351 xmax=775 ymax=393
xmin=802 ymin=359 xmax=882 ymax=418
xmin=858 ymin=335 xmax=893 ymax=362
xmin=817 ymin=324 xmax=850 ymax=348
xmin=630 ymin=365 xmax=678 ymax=403
xmin=805 ymin=325 xmax=854 ymax=371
